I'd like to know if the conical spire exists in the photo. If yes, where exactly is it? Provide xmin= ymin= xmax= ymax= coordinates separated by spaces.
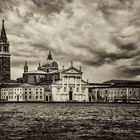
xmin=38 ymin=61 xmax=41 ymax=70
xmin=24 ymin=61 xmax=28 ymax=72
xmin=0 ymin=20 xmax=7 ymax=42
xmin=25 ymin=61 xmax=27 ymax=66
xmin=47 ymin=50 xmax=52 ymax=60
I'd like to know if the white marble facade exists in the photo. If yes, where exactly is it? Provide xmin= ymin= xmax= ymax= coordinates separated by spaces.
xmin=51 ymin=64 xmax=89 ymax=102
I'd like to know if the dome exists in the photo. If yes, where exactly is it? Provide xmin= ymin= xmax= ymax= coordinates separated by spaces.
xmin=42 ymin=59 xmax=58 ymax=68
xmin=38 ymin=51 xmax=58 ymax=72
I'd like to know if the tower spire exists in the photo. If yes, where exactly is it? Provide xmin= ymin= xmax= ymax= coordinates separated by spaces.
xmin=47 ymin=50 xmax=52 ymax=60
xmin=24 ymin=61 xmax=28 ymax=73
xmin=0 ymin=20 xmax=7 ymax=42
xmin=38 ymin=61 xmax=41 ymax=70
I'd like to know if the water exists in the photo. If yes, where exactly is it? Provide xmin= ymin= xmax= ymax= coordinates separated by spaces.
xmin=0 ymin=103 xmax=139 ymax=140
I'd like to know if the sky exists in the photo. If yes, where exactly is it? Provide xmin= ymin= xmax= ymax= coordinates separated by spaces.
xmin=1 ymin=0 xmax=140 ymax=82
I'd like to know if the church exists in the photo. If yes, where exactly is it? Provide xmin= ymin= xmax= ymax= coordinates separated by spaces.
xmin=20 ymin=51 xmax=89 ymax=102
xmin=51 ymin=62 xmax=89 ymax=102
xmin=0 ymin=20 xmax=140 ymax=103
xmin=22 ymin=51 xmax=60 ymax=85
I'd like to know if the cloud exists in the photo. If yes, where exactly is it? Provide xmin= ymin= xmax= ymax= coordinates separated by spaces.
xmin=1 ymin=0 xmax=140 ymax=82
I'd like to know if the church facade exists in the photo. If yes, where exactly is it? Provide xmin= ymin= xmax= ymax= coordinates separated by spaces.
xmin=0 ymin=20 xmax=10 ymax=82
xmin=51 ymin=63 xmax=89 ymax=102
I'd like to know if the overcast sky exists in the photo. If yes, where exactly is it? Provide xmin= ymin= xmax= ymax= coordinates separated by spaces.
xmin=1 ymin=0 xmax=140 ymax=82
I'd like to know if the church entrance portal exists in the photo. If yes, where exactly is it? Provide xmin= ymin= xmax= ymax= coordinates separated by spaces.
xmin=69 ymin=91 xmax=73 ymax=101
xmin=17 ymin=95 xmax=19 ymax=101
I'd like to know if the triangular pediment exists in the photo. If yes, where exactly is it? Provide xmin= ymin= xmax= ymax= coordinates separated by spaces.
xmin=62 ymin=67 xmax=82 ymax=74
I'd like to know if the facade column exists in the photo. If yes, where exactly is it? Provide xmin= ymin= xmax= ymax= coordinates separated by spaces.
xmin=79 ymin=77 xmax=81 ymax=93
xmin=74 ymin=77 xmax=76 ymax=92
xmin=67 ymin=76 xmax=69 ymax=100
xmin=95 ymin=89 xmax=97 ymax=102
xmin=79 ymin=77 xmax=82 ymax=101
xmin=62 ymin=77 xmax=64 ymax=93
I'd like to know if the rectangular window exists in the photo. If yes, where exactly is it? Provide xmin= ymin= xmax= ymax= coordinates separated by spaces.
xmin=36 ymin=96 xmax=38 ymax=99
xmin=58 ymin=88 xmax=60 ymax=93
xmin=82 ymin=88 xmax=85 ymax=93
xmin=64 ymin=87 xmax=66 ymax=92
xmin=29 ymin=96 xmax=31 ymax=99
xmin=77 ymin=87 xmax=79 ymax=92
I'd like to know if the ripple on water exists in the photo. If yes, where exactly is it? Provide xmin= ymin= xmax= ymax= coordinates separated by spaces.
xmin=0 ymin=103 xmax=139 ymax=140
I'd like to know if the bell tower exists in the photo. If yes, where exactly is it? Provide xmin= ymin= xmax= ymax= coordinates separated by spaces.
xmin=0 ymin=20 xmax=10 ymax=82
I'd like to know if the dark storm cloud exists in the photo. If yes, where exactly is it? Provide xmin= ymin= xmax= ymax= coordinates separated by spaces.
xmin=111 ymin=36 xmax=137 ymax=51
xmin=0 ymin=0 xmax=19 ymax=13
xmin=117 ymin=66 xmax=140 ymax=78
xmin=1 ymin=0 xmax=140 ymax=81
xmin=31 ymin=0 xmax=73 ymax=16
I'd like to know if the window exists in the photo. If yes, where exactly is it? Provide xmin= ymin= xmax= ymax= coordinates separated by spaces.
xmin=82 ymin=88 xmax=85 ymax=93
xmin=29 ymin=96 xmax=31 ymax=99
xmin=40 ymin=96 xmax=42 ymax=99
xmin=64 ymin=87 xmax=66 ymax=92
xmin=58 ymin=88 xmax=60 ymax=93
xmin=36 ymin=96 xmax=38 ymax=99
xmin=76 ymin=87 xmax=79 ymax=92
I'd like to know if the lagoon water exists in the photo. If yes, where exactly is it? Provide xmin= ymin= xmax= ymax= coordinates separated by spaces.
xmin=0 ymin=103 xmax=140 ymax=140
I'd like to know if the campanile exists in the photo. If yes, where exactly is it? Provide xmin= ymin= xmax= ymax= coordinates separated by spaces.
xmin=0 ymin=20 xmax=10 ymax=82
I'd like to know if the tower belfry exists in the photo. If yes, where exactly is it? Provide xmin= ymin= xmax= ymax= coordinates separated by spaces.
xmin=0 ymin=20 xmax=11 ymax=82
